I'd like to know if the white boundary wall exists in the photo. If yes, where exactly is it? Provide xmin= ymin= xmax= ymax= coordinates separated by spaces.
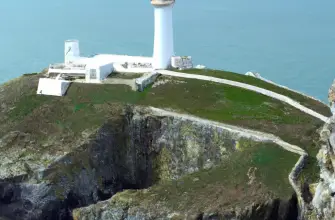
xmin=171 ymin=56 xmax=193 ymax=69
xmin=113 ymin=64 xmax=152 ymax=73
xmin=37 ymin=78 xmax=71 ymax=96
xmin=135 ymin=72 xmax=160 ymax=91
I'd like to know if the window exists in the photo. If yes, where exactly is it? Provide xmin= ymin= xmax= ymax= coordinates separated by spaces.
xmin=90 ymin=69 xmax=97 ymax=79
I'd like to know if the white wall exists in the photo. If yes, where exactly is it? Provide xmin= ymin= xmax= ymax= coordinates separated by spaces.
xmin=99 ymin=63 xmax=114 ymax=80
xmin=135 ymin=72 xmax=159 ymax=91
xmin=85 ymin=68 xmax=99 ymax=83
xmin=171 ymin=56 xmax=193 ymax=69
xmin=48 ymin=68 xmax=86 ymax=75
xmin=37 ymin=78 xmax=71 ymax=96
xmin=113 ymin=63 xmax=152 ymax=73
xmin=84 ymin=63 xmax=113 ymax=82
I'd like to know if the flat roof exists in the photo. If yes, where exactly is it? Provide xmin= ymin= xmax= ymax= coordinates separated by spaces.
xmin=72 ymin=54 xmax=153 ymax=68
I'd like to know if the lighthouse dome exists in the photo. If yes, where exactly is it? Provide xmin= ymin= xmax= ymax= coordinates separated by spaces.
xmin=151 ymin=0 xmax=175 ymax=7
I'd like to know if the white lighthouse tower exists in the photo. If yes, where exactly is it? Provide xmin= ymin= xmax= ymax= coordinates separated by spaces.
xmin=151 ymin=0 xmax=175 ymax=70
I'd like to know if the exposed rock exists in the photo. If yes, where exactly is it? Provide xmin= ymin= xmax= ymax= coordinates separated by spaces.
xmin=0 ymin=105 xmax=300 ymax=220
xmin=0 ymin=106 xmax=156 ymax=219
xmin=72 ymin=107 xmax=302 ymax=220
xmin=72 ymin=192 xmax=298 ymax=220
xmin=308 ymin=114 xmax=335 ymax=219
xmin=328 ymin=79 xmax=335 ymax=114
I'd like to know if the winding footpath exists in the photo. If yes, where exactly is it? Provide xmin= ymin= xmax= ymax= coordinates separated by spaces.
xmin=149 ymin=107 xmax=306 ymax=155
xmin=154 ymin=69 xmax=329 ymax=216
xmin=149 ymin=106 xmax=308 ymax=218
xmin=255 ymin=75 xmax=324 ymax=104
xmin=157 ymin=70 xmax=329 ymax=123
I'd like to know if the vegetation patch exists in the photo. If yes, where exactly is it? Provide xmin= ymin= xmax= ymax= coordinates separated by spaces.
xmin=152 ymin=146 xmax=173 ymax=183
xmin=8 ymin=94 xmax=50 ymax=120
xmin=108 ymin=73 xmax=144 ymax=79
xmin=111 ymin=143 xmax=299 ymax=213
xmin=23 ymin=72 xmax=39 ymax=76
xmin=0 ymin=73 xmax=324 ymax=191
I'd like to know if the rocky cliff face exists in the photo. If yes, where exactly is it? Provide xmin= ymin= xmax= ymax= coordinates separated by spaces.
xmin=73 ymin=192 xmax=298 ymax=220
xmin=0 ymin=105 xmax=300 ymax=220
xmin=0 ymin=105 xmax=157 ymax=219
xmin=309 ymin=115 xmax=335 ymax=219
xmin=71 ymin=107 xmax=301 ymax=220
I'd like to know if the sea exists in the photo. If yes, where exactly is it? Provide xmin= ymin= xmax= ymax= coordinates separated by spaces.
xmin=1 ymin=0 xmax=335 ymax=102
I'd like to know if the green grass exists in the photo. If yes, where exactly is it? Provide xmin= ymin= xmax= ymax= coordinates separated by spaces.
xmin=176 ymin=68 xmax=331 ymax=117
xmin=1 ymin=74 xmax=324 ymax=188
xmin=108 ymin=73 xmax=143 ymax=79
xmin=68 ymin=77 xmax=324 ymax=183
xmin=8 ymin=94 xmax=50 ymax=120
xmin=112 ymin=143 xmax=299 ymax=213
xmin=138 ymin=78 xmax=308 ymax=124
xmin=6 ymin=76 xmax=322 ymax=148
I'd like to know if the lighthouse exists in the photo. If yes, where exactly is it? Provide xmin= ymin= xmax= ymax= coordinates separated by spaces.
xmin=151 ymin=0 xmax=175 ymax=70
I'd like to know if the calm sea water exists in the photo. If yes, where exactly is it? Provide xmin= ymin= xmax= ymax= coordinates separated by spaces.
xmin=1 ymin=0 xmax=335 ymax=102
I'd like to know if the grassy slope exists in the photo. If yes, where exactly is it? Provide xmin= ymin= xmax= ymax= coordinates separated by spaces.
xmin=176 ymin=68 xmax=331 ymax=117
xmin=0 ymin=73 xmax=326 ymax=208
xmin=110 ymin=142 xmax=299 ymax=215
xmin=108 ymin=72 xmax=143 ymax=79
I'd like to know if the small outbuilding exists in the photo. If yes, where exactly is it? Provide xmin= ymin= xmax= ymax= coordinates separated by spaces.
xmin=78 ymin=57 xmax=114 ymax=83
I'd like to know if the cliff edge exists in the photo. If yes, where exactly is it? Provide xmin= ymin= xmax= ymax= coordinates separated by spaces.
xmin=0 ymin=70 xmax=330 ymax=220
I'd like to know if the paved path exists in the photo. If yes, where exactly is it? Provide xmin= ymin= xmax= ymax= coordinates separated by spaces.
xmin=256 ymin=75 xmax=324 ymax=104
xmin=149 ymin=107 xmax=306 ymax=156
xmin=157 ymin=70 xmax=328 ymax=122
xmin=148 ymin=106 xmax=308 ymax=212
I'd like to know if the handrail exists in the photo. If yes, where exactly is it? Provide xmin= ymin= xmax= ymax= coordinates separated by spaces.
xmin=49 ymin=63 xmax=86 ymax=70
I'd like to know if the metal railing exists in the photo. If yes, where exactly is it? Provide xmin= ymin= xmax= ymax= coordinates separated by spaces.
xmin=49 ymin=63 xmax=86 ymax=70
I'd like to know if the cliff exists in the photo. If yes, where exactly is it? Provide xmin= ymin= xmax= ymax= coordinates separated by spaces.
xmin=0 ymin=70 xmax=330 ymax=220
xmin=307 ymin=115 xmax=335 ymax=219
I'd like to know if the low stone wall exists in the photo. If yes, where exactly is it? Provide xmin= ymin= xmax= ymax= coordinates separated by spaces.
xmin=112 ymin=64 xmax=152 ymax=74
xmin=289 ymin=153 xmax=308 ymax=220
xmin=135 ymin=72 xmax=160 ymax=92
